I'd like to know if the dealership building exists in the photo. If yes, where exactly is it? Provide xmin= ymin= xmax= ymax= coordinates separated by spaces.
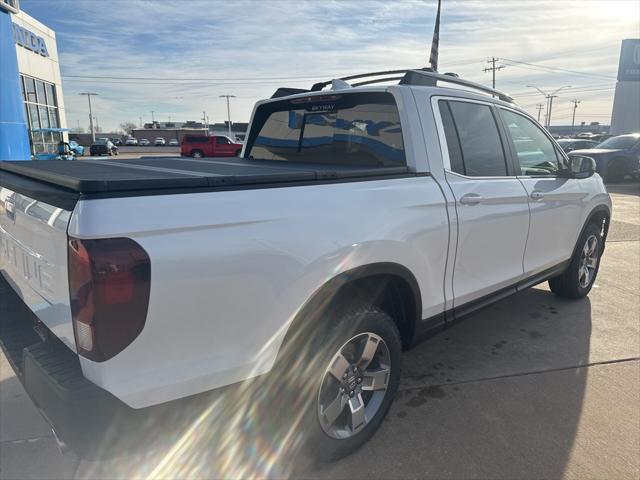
xmin=0 ymin=0 xmax=66 ymax=160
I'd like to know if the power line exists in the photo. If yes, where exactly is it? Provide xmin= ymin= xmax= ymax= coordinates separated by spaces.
xmin=499 ymin=58 xmax=616 ymax=80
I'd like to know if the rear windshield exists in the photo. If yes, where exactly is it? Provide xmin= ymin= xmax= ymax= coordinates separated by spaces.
xmin=245 ymin=92 xmax=405 ymax=166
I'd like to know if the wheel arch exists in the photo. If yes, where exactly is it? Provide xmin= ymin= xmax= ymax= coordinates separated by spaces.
xmin=577 ymin=204 xmax=611 ymax=256
xmin=281 ymin=262 xmax=422 ymax=353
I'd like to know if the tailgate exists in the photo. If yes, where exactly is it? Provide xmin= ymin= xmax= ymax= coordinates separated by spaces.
xmin=0 ymin=186 xmax=75 ymax=352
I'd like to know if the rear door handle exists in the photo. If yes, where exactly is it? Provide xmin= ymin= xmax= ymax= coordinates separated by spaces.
xmin=459 ymin=194 xmax=483 ymax=205
xmin=530 ymin=191 xmax=544 ymax=200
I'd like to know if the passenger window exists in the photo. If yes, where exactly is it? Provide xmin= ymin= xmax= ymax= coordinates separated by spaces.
xmin=216 ymin=137 xmax=230 ymax=145
xmin=444 ymin=101 xmax=508 ymax=177
xmin=499 ymin=109 xmax=560 ymax=176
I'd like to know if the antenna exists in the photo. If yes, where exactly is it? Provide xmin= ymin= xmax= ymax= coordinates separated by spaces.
xmin=429 ymin=0 xmax=442 ymax=71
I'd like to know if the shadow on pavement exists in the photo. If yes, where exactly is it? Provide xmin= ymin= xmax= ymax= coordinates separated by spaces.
xmin=1 ymin=287 xmax=592 ymax=479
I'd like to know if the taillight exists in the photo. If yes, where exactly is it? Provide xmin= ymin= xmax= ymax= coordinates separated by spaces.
xmin=68 ymin=237 xmax=151 ymax=362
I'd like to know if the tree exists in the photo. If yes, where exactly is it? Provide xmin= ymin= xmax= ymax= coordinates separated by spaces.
xmin=119 ymin=121 xmax=137 ymax=135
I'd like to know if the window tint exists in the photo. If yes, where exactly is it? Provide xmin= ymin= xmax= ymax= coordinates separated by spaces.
xmin=247 ymin=92 xmax=405 ymax=167
xmin=499 ymin=109 xmax=559 ymax=175
xmin=216 ymin=136 xmax=230 ymax=144
xmin=445 ymin=101 xmax=507 ymax=176
xmin=438 ymin=100 xmax=465 ymax=175
xmin=186 ymin=136 xmax=209 ymax=143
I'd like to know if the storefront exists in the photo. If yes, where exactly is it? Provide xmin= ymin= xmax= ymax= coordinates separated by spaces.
xmin=0 ymin=0 xmax=66 ymax=159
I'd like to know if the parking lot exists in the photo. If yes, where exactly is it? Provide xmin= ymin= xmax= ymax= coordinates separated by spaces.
xmin=1 ymin=182 xmax=638 ymax=480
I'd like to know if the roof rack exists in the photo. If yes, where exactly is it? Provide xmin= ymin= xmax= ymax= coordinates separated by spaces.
xmin=270 ymin=67 xmax=515 ymax=104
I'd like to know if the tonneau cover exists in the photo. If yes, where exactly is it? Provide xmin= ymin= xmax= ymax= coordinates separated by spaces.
xmin=0 ymin=157 xmax=410 ymax=194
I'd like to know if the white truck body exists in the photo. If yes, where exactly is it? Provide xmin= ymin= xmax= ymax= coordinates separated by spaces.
xmin=0 ymin=73 xmax=612 ymax=454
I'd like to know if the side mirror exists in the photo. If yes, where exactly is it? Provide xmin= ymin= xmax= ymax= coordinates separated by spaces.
xmin=563 ymin=155 xmax=596 ymax=179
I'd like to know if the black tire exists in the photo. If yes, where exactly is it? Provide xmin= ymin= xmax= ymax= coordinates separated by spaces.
xmin=235 ymin=149 xmax=242 ymax=157
xmin=192 ymin=150 xmax=203 ymax=158
xmin=606 ymin=159 xmax=627 ymax=183
xmin=273 ymin=302 xmax=402 ymax=462
xmin=549 ymin=222 xmax=603 ymax=298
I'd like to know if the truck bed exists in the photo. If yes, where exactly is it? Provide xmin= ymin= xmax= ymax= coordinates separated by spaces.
xmin=0 ymin=157 xmax=411 ymax=209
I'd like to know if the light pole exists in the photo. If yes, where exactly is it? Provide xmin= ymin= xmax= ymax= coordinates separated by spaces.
xmin=79 ymin=92 xmax=98 ymax=142
xmin=220 ymin=95 xmax=236 ymax=138
xmin=526 ymin=85 xmax=571 ymax=128
xmin=150 ymin=110 xmax=155 ymax=125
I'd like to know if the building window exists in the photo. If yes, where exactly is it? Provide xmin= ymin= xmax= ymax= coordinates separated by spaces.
xmin=21 ymin=75 xmax=61 ymax=154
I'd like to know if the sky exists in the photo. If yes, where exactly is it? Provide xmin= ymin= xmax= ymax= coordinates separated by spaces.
xmin=20 ymin=0 xmax=640 ymax=133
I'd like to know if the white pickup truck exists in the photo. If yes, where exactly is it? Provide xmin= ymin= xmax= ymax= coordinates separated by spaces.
xmin=0 ymin=69 xmax=611 ymax=461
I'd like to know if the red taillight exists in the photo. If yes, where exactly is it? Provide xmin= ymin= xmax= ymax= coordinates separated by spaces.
xmin=68 ymin=237 xmax=151 ymax=362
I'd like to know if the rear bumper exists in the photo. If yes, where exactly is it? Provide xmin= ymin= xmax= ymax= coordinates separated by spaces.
xmin=0 ymin=274 xmax=144 ymax=458
xmin=0 ymin=273 xmax=243 ymax=459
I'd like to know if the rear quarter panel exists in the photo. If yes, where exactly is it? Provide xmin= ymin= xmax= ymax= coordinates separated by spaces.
xmin=69 ymin=176 xmax=449 ymax=408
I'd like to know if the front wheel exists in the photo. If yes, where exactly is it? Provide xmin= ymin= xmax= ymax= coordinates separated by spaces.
xmin=192 ymin=150 xmax=203 ymax=158
xmin=549 ymin=222 xmax=603 ymax=298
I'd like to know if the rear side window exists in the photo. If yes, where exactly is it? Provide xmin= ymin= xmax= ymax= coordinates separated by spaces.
xmin=246 ymin=92 xmax=405 ymax=166
xmin=439 ymin=100 xmax=508 ymax=177
xmin=186 ymin=136 xmax=209 ymax=143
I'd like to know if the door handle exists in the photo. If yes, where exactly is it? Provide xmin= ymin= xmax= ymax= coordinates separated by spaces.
xmin=530 ymin=191 xmax=544 ymax=200
xmin=459 ymin=194 xmax=483 ymax=205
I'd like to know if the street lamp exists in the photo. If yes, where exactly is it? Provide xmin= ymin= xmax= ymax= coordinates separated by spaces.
xmin=526 ymin=85 xmax=572 ymax=128
xmin=220 ymin=95 xmax=236 ymax=138
xmin=79 ymin=92 xmax=98 ymax=142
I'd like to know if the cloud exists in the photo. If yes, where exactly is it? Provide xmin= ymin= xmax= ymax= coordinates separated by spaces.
xmin=20 ymin=0 xmax=640 ymax=131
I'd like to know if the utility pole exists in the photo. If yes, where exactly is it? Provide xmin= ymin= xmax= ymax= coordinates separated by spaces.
xmin=483 ymin=57 xmax=505 ymax=89
xmin=150 ymin=110 xmax=155 ymax=125
xmin=535 ymin=103 xmax=545 ymax=123
xmin=139 ymin=116 xmax=142 ymax=127
xmin=76 ymin=119 xmax=81 ymax=132
xmin=202 ymin=111 xmax=208 ymax=130
xmin=570 ymin=99 xmax=581 ymax=133
xmin=79 ymin=92 xmax=98 ymax=142
xmin=220 ymin=95 xmax=236 ymax=138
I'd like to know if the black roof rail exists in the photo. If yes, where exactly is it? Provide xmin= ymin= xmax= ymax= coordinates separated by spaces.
xmin=269 ymin=67 xmax=515 ymax=104
xmin=400 ymin=70 xmax=515 ymax=103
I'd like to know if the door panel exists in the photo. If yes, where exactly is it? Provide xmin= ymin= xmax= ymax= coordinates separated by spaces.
xmin=517 ymin=178 xmax=586 ymax=273
xmin=496 ymin=107 xmax=586 ymax=275
xmin=446 ymin=173 xmax=530 ymax=305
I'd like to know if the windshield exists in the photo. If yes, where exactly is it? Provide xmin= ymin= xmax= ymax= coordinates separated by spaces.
xmin=246 ymin=92 xmax=405 ymax=167
xmin=597 ymin=135 xmax=639 ymax=149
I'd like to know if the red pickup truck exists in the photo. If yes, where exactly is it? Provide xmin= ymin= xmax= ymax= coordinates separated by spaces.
xmin=180 ymin=135 xmax=243 ymax=158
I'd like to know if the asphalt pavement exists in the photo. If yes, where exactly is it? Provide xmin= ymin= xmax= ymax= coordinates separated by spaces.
xmin=0 ymin=183 xmax=638 ymax=480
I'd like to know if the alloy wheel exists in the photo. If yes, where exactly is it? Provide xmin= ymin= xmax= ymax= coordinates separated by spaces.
xmin=317 ymin=332 xmax=391 ymax=439
xmin=578 ymin=234 xmax=599 ymax=288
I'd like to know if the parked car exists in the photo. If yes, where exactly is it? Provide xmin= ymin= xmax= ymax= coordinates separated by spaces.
xmin=139 ymin=138 xmax=150 ymax=146
xmin=125 ymin=137 xmax=138 ymax=146
xmin=0 ymin=69 xmax=612 ymax=461
xmin=169 ymin=138 xmax=179 ymax=146
xmin=68 ymin=140 xmax=84 ymax=156
xmin=154 ymin=137 xmax=166 ymax=146
xmin=111 ymin=138 xmax=123 ymax=147
xmin=89 ymin=138 xmax=118 ymax=156
xmin=556 ymin=138 xmax=599 ymax=153
xmin=181 ymin=134 xmax=242 ymax=158
xmin=570 ymin=133 xmax=640 ymax=182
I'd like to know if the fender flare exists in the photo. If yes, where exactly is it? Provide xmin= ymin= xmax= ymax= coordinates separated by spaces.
xmin=280 ymin=262 xmax=422 ymax=351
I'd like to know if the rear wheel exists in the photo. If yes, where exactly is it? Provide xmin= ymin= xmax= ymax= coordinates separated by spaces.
xmin=275 ymin=303 xmax=402 ymax=461
xmin=549 ymin=222 xmax=603 ymax=298
xmin=192 ymin=150 xmax=203 ymax=158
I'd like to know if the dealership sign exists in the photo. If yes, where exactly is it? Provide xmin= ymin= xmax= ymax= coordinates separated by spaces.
xmin=617 ymin=39 xmax=640 ymax=82
xmin=0 ymin=0 xmax=19 ymax=13
xmin=12 ymin=23 xmax=49 ymax=57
